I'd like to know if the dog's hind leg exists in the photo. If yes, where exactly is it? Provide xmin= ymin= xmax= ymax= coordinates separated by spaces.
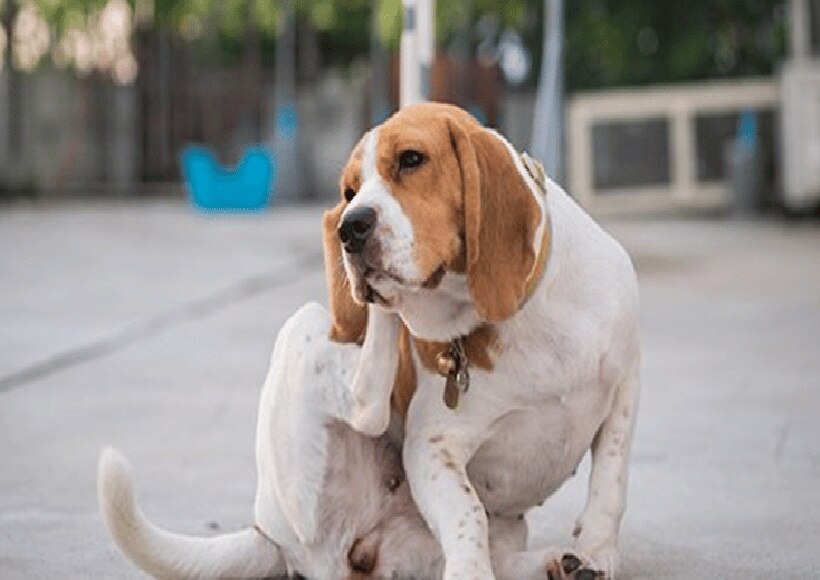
xmin=255 ymin=302 xmax=400 ymax=546
xmin=572 ymin=356 xmax=641 ymax=578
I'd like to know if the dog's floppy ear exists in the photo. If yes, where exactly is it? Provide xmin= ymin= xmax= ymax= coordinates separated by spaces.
xmin=445 ymin=113 xmax=544 ymax=322
xmin=322 ymin=203 xmax=367 ymax=343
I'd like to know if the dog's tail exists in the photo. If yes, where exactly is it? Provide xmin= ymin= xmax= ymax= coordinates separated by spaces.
xmin=97 ymin=447 xmax=285 ymax=579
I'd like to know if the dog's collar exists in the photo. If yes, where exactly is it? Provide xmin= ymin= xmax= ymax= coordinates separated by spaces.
xmin=436 ymin=337 xmax=470 ymax=409
xmin=520 ymin=151 xmax=551 ymax=307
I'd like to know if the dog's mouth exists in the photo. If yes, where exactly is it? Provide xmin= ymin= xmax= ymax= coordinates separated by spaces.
xmin=363 ymin=281 xmax=388 ymax=306
xmin=355 ymin=264 xmax=446 ymax=306
xmin=420 ymin=264 xmax=446 ymax=290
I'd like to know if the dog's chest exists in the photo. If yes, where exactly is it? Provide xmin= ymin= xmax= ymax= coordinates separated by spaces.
xmin=463 ymin=314 xmax=613 ymax=513
xmin=467 ymin=404 xmax=578 ymax=514
xmin=493 ymin=305 xmax=605 ymax=400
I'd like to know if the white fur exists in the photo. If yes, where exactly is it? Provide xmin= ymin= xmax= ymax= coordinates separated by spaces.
xmin=354 ymin=127 xmax=641 ymax=579
xmin=97 ymin=448 xmax=285 ymax=579
xmin=343 ymin=128 xmax=422 ymax=291
xmin=348 ymin=305 xmax=401 ymax=436
xmin=397 ymin=271 xmax=482 ymax=340
xmin=98 ymin=302 xmax=607 ymax=579
xmin=98 ymin=303 xmax=435 ymax=578
xmin=362 ymin=128 xmax=378 ymax=181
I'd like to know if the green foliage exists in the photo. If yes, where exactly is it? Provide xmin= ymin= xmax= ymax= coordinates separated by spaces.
xmin=375 ymin=0 xmax=532 ymax=50
xmin=11 ymin=0 xmax=791 ymax=91
xmin=565 ymin=0 xmax=789 ymax=91
xmin=27 ymin=0 xmax=110 ymax=36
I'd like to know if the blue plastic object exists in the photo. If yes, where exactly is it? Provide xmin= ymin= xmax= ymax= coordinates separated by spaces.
xmin=181 ymin=145 xmax=276 ymax=212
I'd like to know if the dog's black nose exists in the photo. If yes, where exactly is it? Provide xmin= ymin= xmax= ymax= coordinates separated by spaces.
xmin=338 ymin=206 xmax=377 ymax=254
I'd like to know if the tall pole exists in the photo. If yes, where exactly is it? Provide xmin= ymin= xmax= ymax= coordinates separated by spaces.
xmin=531 ymin=0 xmax=564 ymax=183
xmin=400 ymin=0 xmax=434 ymax=108
xmin=273 ymin=0 xmax=300 ymax=201
xmin=789 ymin=0 xmax=810 ymax=60
xmin=370 ymin=0 xmax=391 ymax=124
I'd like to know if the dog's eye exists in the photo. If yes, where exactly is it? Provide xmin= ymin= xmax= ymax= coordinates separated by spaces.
xmin=398 ymin=150 xmax=425 ymax=171
xmin=343 ymin=187 xmax=356 ymax=202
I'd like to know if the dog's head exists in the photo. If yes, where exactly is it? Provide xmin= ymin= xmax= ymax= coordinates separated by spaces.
xmin=324 ymin=102 xmax=548 ymax=342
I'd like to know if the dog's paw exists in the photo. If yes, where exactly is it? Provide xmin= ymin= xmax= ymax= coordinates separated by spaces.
xmin=349 ymin=401 xmax=390 ymax=437
xmin=544 ymin=550 xmax=608 ymax=580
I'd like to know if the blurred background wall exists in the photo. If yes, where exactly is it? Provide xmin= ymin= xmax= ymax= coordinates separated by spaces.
xmin=0 ymin=0 xmax=818 ymax=214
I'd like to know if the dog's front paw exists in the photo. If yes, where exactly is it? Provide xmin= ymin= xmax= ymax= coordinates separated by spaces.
xmin=572 ymin=515 xmax=618 ymax=578
xmin=544 ymin=550 xmax=608 ymax=580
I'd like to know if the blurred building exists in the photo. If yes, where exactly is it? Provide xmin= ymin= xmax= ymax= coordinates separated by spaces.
xmin=0 ymin=0 xmax=818 ymax=214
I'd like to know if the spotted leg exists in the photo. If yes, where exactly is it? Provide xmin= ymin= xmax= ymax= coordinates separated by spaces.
xmin=403 ymin=377 xmax=505 ymax=580
xmin=573 ymin=359 xmax=640 ymax=577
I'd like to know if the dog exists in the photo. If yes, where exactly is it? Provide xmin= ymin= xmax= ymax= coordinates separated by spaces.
xmin=98 ymin=304 xmax=607 ymax=579
xmin=97 ymin=102 xmax=637 ymax=579
xmin=326 ymin=102 xmax=641 ymax=579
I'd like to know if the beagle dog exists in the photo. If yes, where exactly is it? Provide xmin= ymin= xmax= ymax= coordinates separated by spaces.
xmin=97 ymin=304 xmax=605 ymax=578
xmin=327 ymin=102 xmax=641 ymax=579
xmin=96 ymin=102 xmax=637 ymax=579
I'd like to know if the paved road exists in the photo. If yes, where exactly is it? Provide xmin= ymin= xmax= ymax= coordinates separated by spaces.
xmin=1 ymin=202 xmax=818 ymax=578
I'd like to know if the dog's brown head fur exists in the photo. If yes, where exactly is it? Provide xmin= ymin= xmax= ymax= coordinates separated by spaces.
xmin=333 ymin=102 xmax=544 ymax=324
xmin=323 ymin=103 xmax=547 ymax=414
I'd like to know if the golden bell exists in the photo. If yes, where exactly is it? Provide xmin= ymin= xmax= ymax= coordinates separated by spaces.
xmin=436 ymin=352 xmax=456 ymax=376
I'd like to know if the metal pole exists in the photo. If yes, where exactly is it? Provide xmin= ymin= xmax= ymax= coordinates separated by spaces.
xmin=789 ymin=0 xmax=810 ymax=60
xmin=400 ymin=0 xmax=434 ymax=107
xmin=531 ymin=0 xmax=564 ymax=183
xmin=417 ymin=0 xmax=434 ymax=99
xmin=273 ymin=0 xmax=300 ymax=201
xmin=370 ymin=0 xmax=391 ymax=124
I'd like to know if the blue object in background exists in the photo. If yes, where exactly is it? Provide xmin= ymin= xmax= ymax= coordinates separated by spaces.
xmin=737 ymin=109 xmax=758 ymax=151
xmin=275 ymin=104 xmax=299 ymax=140
xmin=181 ymin=146 xmax=276 ymax=212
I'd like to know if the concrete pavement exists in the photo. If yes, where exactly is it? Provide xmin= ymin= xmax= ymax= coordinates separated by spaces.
xmin=1 ymin=202 xmax=818 ymax=578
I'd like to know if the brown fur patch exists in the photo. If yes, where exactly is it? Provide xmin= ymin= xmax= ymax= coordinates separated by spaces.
xmin=390 ymin=325 xmax=417 ymax=419
xmin=388 ymin=323 xmax=498 ymax=421
xmin=338 ymin=141 xmax=364 ymax=201
xmin=373 ymin=107 xmax=467 ymax=282
xmin=322 ymin=204 xmax=367 ymax=344
xmin=337 ymin=102 xmax=546 ymax=320
xmin=446 ymin=109 xmax=544 ymax=321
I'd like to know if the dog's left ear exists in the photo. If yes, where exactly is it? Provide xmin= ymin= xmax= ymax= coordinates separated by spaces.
xmin=323 ymin=203 xmax=368 ymax=343
xmin=446 ymin=113 xmax=545 ymax=322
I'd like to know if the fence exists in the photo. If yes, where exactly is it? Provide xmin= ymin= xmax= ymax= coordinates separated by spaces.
xmin=566 ymin=78 xmax=779 ymax=213
xmin=0 ymin=31 xmax=507 ymax=201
